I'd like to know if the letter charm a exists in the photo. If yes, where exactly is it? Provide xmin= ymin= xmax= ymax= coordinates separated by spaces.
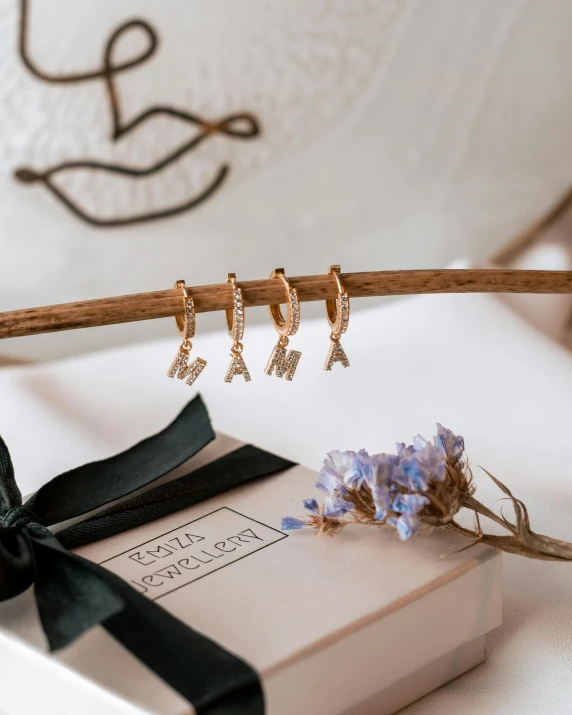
xmin=224 ymin=273 xmax=252 ymax=384
xmin=324 ymin=339 xmax=349 ymax=371
xmin=323 ymin=265 xmax=351 ymax=371
xmin=225 ymin=351 xmax=251 ymax=383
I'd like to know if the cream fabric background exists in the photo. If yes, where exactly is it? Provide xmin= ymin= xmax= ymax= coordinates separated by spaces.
xmin=2 ymin=0 xmax=572 ymax=359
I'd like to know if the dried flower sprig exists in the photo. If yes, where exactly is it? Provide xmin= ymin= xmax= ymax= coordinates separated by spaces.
xmin=282 ymin=425 xmax=572 ymax=561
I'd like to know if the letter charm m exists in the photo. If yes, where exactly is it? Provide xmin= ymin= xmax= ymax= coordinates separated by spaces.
xmin=168 ymin=347 xmax=207 ymax=386
xmin=264 ymin=344 xmax=302 ymax=381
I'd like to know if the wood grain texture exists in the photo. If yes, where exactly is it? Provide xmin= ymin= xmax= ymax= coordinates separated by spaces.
xmin=1 ymin=269 xmax=572 ymax=340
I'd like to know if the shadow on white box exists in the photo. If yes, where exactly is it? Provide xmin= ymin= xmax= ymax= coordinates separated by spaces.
xmin=0 ymin=434 xmax=502 ymax=715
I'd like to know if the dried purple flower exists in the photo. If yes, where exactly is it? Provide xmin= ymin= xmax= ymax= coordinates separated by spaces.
xmin=285 ymin=422 xmax=572 ymax=561
xmin=387 ymin=513 xmax=420 ymax=541
xmin=281 ymin=516 xmax=308 ymax=531
xmin=393 ymin=443 xmax=445 ymax=492
xmin=396 ymin=443 xmax=416 ymax=459
xmin=303 ymin=497 xmax=320 ymax=515
xmin=370 ymin=453 xmax=399 ymax=520
xmin=391 ymin=493 xmax=429 ymax=515
xmin=324 ymin=494 xmax=355 ymax=518
xmin=344 ymin=449 xmax=374 ymax=489
xmin=435 ymin=424 xmax=464 ymax=464
xmin=316 ymin=451 xmax=352 ymax=495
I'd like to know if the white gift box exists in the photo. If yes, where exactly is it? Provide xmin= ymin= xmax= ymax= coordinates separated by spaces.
xmin=0 ymin=433 xmax=502 ymax=715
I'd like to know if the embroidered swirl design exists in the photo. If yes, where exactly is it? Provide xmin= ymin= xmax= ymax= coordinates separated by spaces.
xmin=13 ymin=0 xmax=261 ymax=228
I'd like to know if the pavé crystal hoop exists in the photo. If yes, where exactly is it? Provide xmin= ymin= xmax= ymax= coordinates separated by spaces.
xmin=168 ymin=280 xmax=207 ymax=386
xmin=224 ymin=273 xmax=251 ymax=383
xmin=264 ymin=268 xmax=302 ymax=381
xmin=324 ymin=264 xmax=350 ymax=370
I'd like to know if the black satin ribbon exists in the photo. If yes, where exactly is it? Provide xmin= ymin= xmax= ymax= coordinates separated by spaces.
xmin=0 ymin=395 xmax=294 ymax=714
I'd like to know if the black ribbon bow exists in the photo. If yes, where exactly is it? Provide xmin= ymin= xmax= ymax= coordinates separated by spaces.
xmin=0 ymin=395 xmax=294 ymax=714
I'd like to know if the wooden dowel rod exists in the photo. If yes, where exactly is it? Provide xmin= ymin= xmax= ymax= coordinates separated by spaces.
xmin=1 ymin=268 xmax=572 ymax=340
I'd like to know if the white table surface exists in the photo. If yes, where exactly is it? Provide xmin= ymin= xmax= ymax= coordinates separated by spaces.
xmin=2 ymin=273 xmax=572 ymax=713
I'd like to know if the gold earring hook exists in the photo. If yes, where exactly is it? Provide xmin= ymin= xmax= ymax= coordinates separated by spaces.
xmin=324 ymin=265 xmax=350 ymax=371
xmin=224 ymin=273 xmax=251 ymax=383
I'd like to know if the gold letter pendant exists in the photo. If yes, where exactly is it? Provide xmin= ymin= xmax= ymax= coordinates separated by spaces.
xmin=264 ymin=338 xmax=302 ymax=381
xmin=168 ymin=342 xmax=207 ymax=386
xmin=324 ymin=338 xmax=349 ymax=371
xmin=225 ymin=349 xmax=251 ymax=383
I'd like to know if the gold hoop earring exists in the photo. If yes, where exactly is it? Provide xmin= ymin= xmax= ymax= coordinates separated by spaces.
xmin=264 ymin=268 xmax=302 ymax=381
xmin=324 ymin=265 xmax=350 ymax=370
xmin=224 ymin=273 xmax=251 ymax=383
xmin=168 ymin=280 xmax=207 ymax=386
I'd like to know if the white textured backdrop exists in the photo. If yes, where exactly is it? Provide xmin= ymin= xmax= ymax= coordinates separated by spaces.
xmin=1 ymin=0 xmax=572 ymax=359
